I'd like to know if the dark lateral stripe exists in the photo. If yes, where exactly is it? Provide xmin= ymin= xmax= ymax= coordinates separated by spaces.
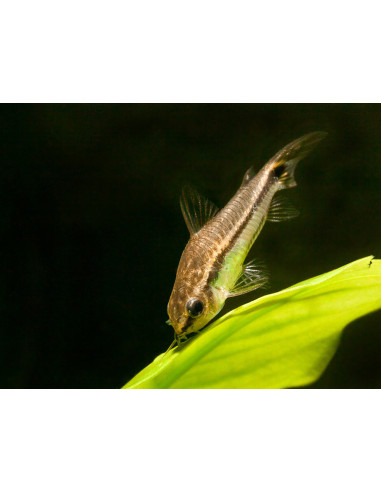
xmin=206 ymin=177 xmax=272 ymax=284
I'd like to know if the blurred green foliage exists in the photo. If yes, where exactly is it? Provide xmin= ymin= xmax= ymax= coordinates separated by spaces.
xmin=124 ymin=257 xmax=381 ymax=388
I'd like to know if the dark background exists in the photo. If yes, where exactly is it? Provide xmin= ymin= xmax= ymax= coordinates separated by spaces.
xmin=1 ymin=104 xmax=381 ymax=388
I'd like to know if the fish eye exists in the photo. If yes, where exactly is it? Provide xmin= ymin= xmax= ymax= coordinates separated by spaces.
xmin=186 ymin=298 xmax=204 ymax=317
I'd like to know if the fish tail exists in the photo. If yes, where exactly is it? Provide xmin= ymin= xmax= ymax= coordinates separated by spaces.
xmin=272 ymin=158 xmax=298 ymax=188
xmin=270 ymin=131 xmax=327 ymax=189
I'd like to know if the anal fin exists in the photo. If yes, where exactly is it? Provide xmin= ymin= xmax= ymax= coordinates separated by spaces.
xmin=267 ymin=194 xmax=299 ymax=223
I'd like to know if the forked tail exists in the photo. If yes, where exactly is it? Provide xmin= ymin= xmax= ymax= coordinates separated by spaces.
xmin=269 ymin=131 xmax=327 ymax=188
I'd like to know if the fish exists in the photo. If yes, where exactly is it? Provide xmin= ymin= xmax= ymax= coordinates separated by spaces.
xmin=167 ymin=132 xmax=327 ymax=343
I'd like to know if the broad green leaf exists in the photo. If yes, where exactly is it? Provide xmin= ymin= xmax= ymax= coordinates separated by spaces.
xmin=123 ymin=256 xmax=381 ymax=389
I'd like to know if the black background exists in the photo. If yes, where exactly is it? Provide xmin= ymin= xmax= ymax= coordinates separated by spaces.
xmin=1 ymin=104 xmax=381 ymax=388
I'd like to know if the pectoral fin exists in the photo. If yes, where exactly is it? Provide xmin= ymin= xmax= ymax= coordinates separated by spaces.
xmin=228 ymin=260 xmax=268 ymax=297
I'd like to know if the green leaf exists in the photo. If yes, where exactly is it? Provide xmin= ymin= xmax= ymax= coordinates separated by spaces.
xmin=123 ymin=256 xmax=381 ymax=389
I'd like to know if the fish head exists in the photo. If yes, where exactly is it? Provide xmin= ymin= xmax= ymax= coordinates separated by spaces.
xmin=167 ymin=281 xmax=226 ymax=337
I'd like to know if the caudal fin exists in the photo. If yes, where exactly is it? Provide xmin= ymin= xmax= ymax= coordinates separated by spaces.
xmin=268 ymin=131 xmax=327 ymax=188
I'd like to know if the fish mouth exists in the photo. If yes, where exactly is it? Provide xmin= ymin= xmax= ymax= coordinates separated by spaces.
xmin=166 ymin=314 xmax=191 ymax=335
xmin=173 ymin=316 xmax=193 ymax=335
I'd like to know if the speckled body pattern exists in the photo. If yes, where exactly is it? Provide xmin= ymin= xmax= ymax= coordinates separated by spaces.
xmin=167 ymin=132 xmax=326 ymax=338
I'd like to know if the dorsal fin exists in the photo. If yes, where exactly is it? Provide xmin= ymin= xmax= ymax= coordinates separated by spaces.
xmin=180 ymin=186 xmax=219 ymax=236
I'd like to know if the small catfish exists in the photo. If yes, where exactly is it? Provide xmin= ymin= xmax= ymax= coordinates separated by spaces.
xmin=167 ymin=132 xmax=327 ymax=344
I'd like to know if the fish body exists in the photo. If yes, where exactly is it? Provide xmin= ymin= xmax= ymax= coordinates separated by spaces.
xmin=167 ymin=132 xmax=326 ymax=339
